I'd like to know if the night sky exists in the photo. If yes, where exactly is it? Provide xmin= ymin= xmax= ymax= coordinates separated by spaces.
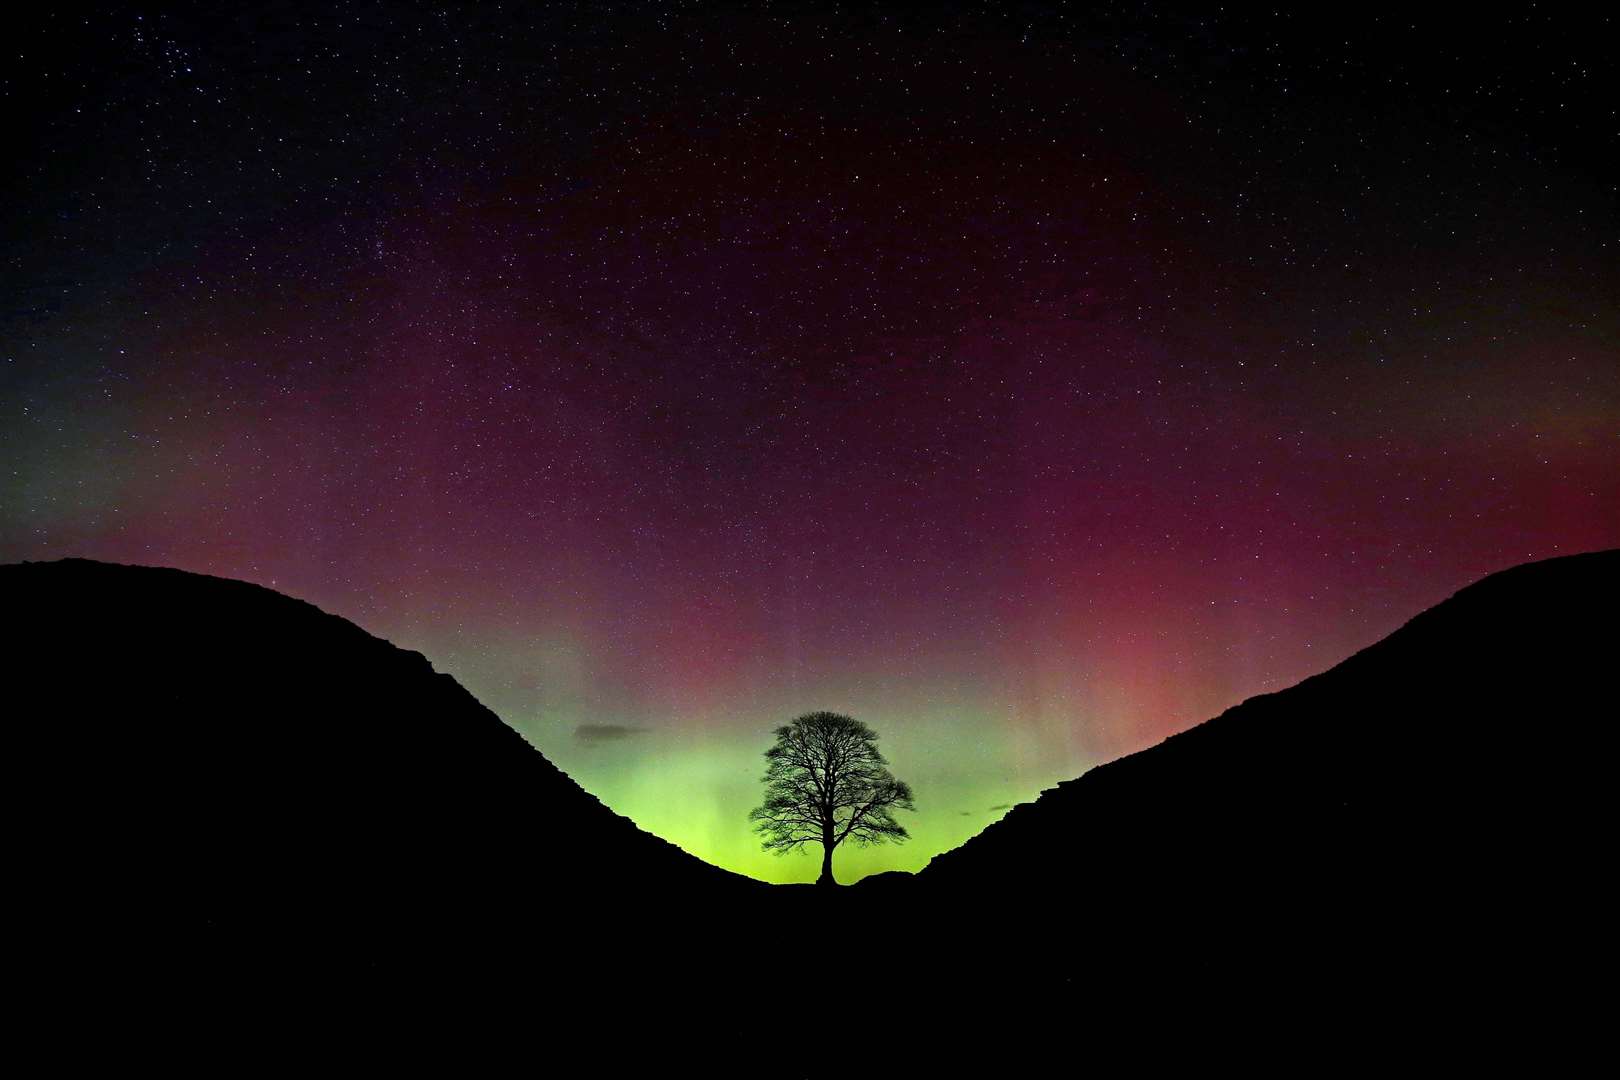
xmin=5 ymin=4 xmax=1617 ymax=882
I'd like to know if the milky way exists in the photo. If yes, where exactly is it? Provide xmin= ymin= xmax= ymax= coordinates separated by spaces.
xmin=5 ymin=5 xmax=1616 ymax=880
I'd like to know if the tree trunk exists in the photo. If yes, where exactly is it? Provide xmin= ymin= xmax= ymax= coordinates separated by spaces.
xmin=817 ymin=831 xmax=837 ymax=886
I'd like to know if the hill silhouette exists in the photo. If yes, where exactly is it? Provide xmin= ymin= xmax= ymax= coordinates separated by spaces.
xmin=910 ymin=548 xmax=1616 ymax=982
xmin=5 ymin=557 xmax=761 ymax=999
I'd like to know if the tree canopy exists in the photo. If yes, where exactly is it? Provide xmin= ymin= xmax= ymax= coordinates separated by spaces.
xmin=748 ymin=711 xmax=915 ymax=886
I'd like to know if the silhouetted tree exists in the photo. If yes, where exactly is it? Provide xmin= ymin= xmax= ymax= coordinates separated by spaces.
xmin=748 ymin=711 xmax=916 ymax=886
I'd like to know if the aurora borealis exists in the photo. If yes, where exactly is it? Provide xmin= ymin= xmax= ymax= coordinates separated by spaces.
xmin=5 ymin=5 xmax=1616 ymax=882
